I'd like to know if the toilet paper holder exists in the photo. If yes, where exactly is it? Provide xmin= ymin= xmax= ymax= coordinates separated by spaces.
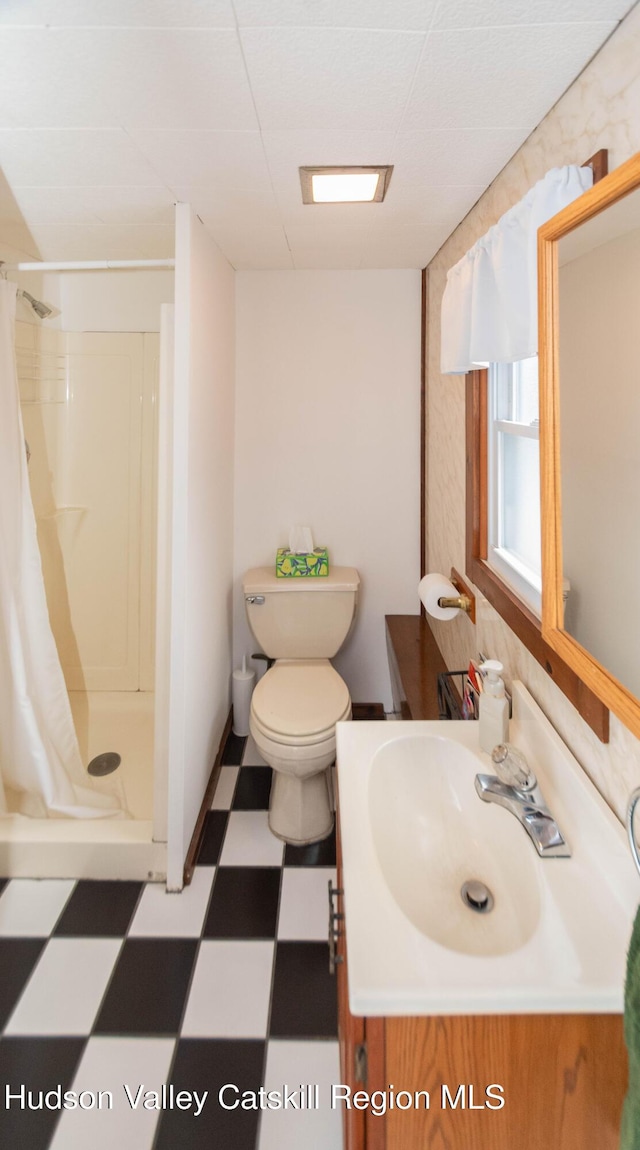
xmin=419 ymin=567 xmax=476 ymax=623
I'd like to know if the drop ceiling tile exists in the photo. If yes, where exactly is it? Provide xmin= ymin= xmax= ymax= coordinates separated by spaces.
xmin=210 ymin=226 xmax=294 ymax=270
xmin=0 ymin=184 xmax=30 ymax=222
xmin=0 ymin=30 xmax=120 ymax=128
xmin=85 ymin=188 xmax=176 ymax=227
xmin=235 ymin=0 xmax=439 ymax=29
xmin=12 ymin=199 xmax=104 ymax=227
xmin=359 ymin=224 xmax=450 ymax=268
xmin=391 ymin=128 xmax=529 ymax=185
xmin=0 ymin=130 xmax=163 ymax=187
xmin=263 ymin=128 xmax=396 ymax=188
xmin=284 ymin=221 xmax=372 ymax=244
xmin=0 ymin=1 xmax=236 ymax=26
xmin=0 ymin=224 xmax=40 ymax=259
xmin=240 ymin=27 xmax=426 ymax=130
xmin=402 ymin=23 xmax=617 ymax=130
xmin=278 ymin=200 xmax=386 ymax=228
xmin=26 ymin=224 xmax=174 ymax=261
xmin=377 ymin=183 xmax=485 ymax=228
xmin=286 ymin=225 xmax=373 ymax=270
xmin=6 ymin=186 xmax=175 ymax=227
xmin=432 ymin=0 xmax=633 ymax=29
xmin=116 ymin=225 xmax=176 ymax=257
xmin=172 ymin=187 xmax=282 ymax=228
xmin=130 ymin=130 xmax=273 ymax=189
xmin=86 ymin=30 xmax=258 ymax=131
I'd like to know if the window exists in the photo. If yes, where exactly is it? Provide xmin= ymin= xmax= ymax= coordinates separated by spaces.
xmin=487 ymin=357 xmax=541 ymax=615
xmin=465 ymin=364 xmax=608 ymax=741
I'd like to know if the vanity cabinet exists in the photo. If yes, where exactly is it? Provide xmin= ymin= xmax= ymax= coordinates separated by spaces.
xmin=335 ymin=817 xmax=627 ymax=1150
xmin=338 ymin=617 xmax=629 ymax=1147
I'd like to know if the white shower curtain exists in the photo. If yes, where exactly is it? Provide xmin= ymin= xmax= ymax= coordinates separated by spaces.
xmin=0 ymin=280 xmax=124 ymax=818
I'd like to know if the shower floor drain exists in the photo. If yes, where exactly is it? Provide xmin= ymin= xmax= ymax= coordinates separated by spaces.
xmin=87 ymin=752 xmax=121 ymax=777
xmin=460 ymin=879 xmax=494 ymax=914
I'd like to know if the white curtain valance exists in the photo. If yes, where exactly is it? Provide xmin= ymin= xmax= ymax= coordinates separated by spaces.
xmin=440 ymin=165 xmax=593 ymax=374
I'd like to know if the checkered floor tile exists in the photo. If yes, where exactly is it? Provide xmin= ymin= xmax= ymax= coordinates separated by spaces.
xmin=0 ymin=732 xmax=343 ymax=1150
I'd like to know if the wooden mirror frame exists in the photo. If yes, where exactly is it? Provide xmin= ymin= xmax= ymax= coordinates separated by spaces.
xmin=538 ymin=149 xmax=640 ymax=741
xmin=464 ymin=150 xmax=610 ymax=743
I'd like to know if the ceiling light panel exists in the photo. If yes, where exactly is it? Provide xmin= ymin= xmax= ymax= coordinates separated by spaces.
xmin=300 ymin=165 xmax=393 ymax=204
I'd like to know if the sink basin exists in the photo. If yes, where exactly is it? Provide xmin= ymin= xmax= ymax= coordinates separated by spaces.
xmin=369 ymin=734 xmax=540 ymax=956
xmin=336 ymin=682 xmax=638 ymax=1017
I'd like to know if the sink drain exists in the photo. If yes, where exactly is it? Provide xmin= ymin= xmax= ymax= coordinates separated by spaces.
xmin=461 ymin=880 xmax=494 ymax=914
xmin=87 ymin=752 xmax=121 ymax=777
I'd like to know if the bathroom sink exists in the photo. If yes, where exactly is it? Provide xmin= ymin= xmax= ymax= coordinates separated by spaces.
xmin=369 ymin=734 xmax=540 ymax=957
xmin=336 ymin=683 xmax=638 ymax=1017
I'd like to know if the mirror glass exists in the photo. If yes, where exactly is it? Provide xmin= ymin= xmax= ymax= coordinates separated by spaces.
xmin=557 ymin=185 xmax=640 ymax=696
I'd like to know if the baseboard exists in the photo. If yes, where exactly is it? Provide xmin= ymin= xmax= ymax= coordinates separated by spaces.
xmin=352 ymin=702 xmax=386 ymax=720
xmin=183 ymin=708 xmax=233 ymax=886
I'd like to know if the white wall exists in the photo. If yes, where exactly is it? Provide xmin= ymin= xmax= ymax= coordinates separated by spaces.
xmin=166 ymin=205 xmax=235 ymax=888
xmin=58 ymin=269 xmax=174 ymax=332
xmin=234 ymin=270 xmax=421 ymax=710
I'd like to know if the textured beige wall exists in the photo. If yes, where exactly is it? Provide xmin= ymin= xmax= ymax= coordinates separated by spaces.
xmin=425 ymin=4 xmax=640 ymax=821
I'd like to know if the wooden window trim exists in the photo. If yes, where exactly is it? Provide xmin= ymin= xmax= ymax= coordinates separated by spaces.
xmin=465 ymin=369 xmax=609 ymax=742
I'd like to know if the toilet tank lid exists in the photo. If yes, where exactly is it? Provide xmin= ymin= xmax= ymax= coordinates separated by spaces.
xmin=243 ymin=566 xmax=360 ymax=594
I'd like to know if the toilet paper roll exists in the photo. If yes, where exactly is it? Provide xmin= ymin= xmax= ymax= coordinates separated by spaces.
xmin=418 ymin=573 xmax=461 ymax=621
xmin=232 ymin=656 xmax=256 ymax=737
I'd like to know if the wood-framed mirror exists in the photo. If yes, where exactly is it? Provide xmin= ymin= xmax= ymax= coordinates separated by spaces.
xmin=539 ymin=149 xmax=640 ymax=740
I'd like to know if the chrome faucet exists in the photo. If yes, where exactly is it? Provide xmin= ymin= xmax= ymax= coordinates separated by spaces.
xmin=475 ymin=744 xmax=571 ymax=858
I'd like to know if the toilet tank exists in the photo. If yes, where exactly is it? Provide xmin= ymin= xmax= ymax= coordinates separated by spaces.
xmin=243 ymin=566 xmax=360 ymax=659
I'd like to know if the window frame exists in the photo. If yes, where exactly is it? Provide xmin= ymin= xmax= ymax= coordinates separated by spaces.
xmin=486 ymin=359 xmax=542 ymax=616
xmin=465 ymin=367 xmax=609 ymax=741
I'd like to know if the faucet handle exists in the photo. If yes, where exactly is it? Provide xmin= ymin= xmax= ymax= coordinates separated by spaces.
xmin=491 ymin=744 xmax=536 ymax=791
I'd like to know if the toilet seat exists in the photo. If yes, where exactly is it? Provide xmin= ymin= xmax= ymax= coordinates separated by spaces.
xmin=251 ymin=659 xmax=351 ymax=745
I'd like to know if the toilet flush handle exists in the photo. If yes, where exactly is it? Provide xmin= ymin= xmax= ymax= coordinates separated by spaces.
xmin=245 ymin=595 xmax=265 ymax=604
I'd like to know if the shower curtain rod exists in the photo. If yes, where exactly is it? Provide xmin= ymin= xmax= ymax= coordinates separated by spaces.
xmin=1 ymin=259 xmax=175 ymax=272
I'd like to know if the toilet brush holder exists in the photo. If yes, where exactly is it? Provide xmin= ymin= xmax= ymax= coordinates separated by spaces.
xmin=232 ymin=656 xmax=255 ymax=737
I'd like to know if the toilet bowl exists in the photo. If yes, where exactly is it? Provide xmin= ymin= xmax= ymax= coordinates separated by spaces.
xmin=250 ymin=659 xmax=351 ymax=843
xmin=243 ymin=566 xmax=360 ymax=845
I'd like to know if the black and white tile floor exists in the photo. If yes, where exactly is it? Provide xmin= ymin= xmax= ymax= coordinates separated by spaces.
xmin=0 ymin=733 xmax=343 ymax=1150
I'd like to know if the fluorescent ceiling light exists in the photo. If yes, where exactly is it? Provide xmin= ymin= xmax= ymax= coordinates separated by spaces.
xmin=300 ymin=166 xmax=393 ymax=204
xmin=312 ymin=172 xmax=379 ymax=202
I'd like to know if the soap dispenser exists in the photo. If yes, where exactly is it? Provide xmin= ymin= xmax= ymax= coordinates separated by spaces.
xmin=478 ymin=660 xmax=509 ymax=753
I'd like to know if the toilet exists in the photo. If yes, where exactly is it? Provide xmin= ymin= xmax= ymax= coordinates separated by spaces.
xmin=243 ymin=566 xmax=360 ymax=844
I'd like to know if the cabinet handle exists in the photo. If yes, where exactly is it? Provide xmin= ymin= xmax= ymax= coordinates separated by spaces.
xmin=328 ymin=880 xmax=344 ymax=975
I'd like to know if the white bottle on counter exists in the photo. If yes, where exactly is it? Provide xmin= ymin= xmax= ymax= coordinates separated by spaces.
xmin=478 ymin=660 xmax=509 ymax=753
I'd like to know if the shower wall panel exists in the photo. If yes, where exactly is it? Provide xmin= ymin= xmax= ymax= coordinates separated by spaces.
xmin=18 ymin=324 xmax=158 ymax=692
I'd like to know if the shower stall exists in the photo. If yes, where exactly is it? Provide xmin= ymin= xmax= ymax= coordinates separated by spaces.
xmin=0 ymin=268 xmax=172 ymax=879
xmin=1 ymin=206 xmax=235 ymax=888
